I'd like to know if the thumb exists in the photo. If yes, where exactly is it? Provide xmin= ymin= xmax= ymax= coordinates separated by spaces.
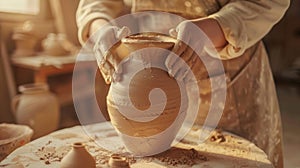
xmin=116 ymin=26 xmax=131 ymax=39
xmin=169 ymin=28 xmax=178 ymax=38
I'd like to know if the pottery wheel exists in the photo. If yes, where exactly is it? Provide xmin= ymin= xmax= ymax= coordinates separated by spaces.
xmin=0 ymin=122 xmax=273 ymax=168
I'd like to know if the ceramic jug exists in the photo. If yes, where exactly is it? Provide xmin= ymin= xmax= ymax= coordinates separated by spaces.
xmin=106 ymin=33 xmax=189 ymax=156
xmin=11 ymin=83 xmax=60 ymax=139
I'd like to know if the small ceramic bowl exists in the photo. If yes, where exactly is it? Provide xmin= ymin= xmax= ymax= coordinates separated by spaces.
xmin=0 ymin=123 xmax=33 ymax=161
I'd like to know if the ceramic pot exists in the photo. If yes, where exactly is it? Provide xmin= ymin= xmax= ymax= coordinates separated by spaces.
xmin=60 ymin=142 xmax=96 ymax=168
xmin=0 ymin=123 xmax=33 ymax=161
xmin=12 ymin=21 xmax=39 ymax=57
xmin=106 ymin=33 xmax=188 ymax=156
xmin=108 ymin=154 xmax=129 ymax=168
xmin=11 ymin=83 xmax=60 ymax=139
xmin=12 ymin=32 xmax=37 ymax=57
xmin=42 ymin=33 xmax=69 ymax=56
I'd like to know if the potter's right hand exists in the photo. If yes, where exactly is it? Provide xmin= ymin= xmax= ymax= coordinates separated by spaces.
xmin=93 ymin=25 xmax=131 ymax=84
xmin=165 ymin=20 xmax=205 ymax=82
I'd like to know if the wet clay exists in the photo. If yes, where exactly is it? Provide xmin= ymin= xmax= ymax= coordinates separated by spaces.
xmin=107 ymin=68 xmax=182 ymax=137
xmin=106 ymin=33 xmax=189 ymax=156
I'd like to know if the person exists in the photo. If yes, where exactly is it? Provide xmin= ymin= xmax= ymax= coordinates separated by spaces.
xmin=76 ymin=0 xmax=290 ymax=167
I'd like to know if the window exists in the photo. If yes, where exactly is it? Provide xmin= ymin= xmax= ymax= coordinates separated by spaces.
xmin=0 ymin=0 xmax=40 ymax=15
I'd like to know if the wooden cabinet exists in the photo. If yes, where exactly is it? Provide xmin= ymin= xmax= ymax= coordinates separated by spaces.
xmin=11 ymin=54 xmax=110 ymax=128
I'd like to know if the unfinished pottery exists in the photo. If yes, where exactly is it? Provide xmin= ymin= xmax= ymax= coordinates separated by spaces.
xmin=11 ymin=83 xmax=60 ymax=139
xmin=0 ymin=123 xmax=33 ymax=161
xmin=60 ymin=142 xmax=96 ymax=168
xmin=106 ymin=33 xmax=188 ymax=156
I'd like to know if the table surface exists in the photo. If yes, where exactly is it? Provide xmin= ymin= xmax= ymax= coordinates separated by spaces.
xmin=11 ymin=55 xmax=77 ymax=70
xmin=0 ymin=122 xmax=273 ymax=168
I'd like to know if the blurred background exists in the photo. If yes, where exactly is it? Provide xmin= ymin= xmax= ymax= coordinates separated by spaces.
xmin=0 ymin=0 xmax=299 ymax=167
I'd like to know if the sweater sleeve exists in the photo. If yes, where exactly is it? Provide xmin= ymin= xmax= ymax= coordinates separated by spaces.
xmin=208 ymin=0 xmax=290 ymax=59
xmin=76 ymin=0 xmax=124 ymax=45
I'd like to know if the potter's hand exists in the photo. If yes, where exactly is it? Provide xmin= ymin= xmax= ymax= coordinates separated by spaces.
xmin=93 ymin=25 xmax=131 ymax=84
xmin=165 ymin=21 xmax=205 ymax=82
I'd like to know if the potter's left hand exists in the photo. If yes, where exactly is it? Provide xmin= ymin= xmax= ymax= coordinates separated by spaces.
xmin=165 ymin=20 xmax=206 ymax=82
xmin=93 ymin=25 xmax=131 ymax=84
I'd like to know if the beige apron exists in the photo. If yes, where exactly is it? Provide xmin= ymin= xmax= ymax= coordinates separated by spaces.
xmin=131 ymin=0 xmax=283 ymax=167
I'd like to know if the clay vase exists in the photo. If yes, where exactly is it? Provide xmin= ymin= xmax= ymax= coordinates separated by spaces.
xmin=60 ymin=142 xmax=96 ymax=168
xmin=12 ymin=32 xmax=38 ymax=57
xmin=42 ymin=33 xmax=70 ymax=56
xmin=12 ymin=20 xmax=38 ymax=57
xmin=106 ymin=33 xmax=188 ymax=156
xmin=11 ymin=83 xmax=60 ymax=139
xmin=108 ymin=154 xmax=129 ymax=168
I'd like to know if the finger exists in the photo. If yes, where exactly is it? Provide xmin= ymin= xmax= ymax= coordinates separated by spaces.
xmin=95 ymin=46 xmax=119 ymax=84
xmin=116 ymin=26 xmax=131 ymax=39
xmin=98 ymin=61 xmax=113 ymax=76
xmin=172 ymin=46 xmax=194 ymax=78
xmin=169 ymin=28 xmax=178 ymax=38
xmin=105 ymin=51 xmax=123 ymax=82
xmin=174 ymin=68 xmax=188 ymax=81
xmin=179 ymin=45 xmax=195 ymax=66
xmin=183 ymin=51 xmax=205 ymax=83
xmin=165 ymin=41 xmax=188 ymax=74
xmin=107 ymin=51 xmax=123 ymax=75
xmin=183 ymin=69 xmax=194 ymax=83
xmin=97 ymin=27 xmax=119 ymax=56
xmin=183 ymin=64 xmax=198 ymax=83
xmin=112 ymin=69 xmax=121 ymax=82
xmin=94 ymin=46 xmax=105 ymax=64
xmin=186 ymin=49 xmax=199 ymax=67
xmin=98 ymin=65 xmax=112 ymax=84
xmin=189 ymin=54 xmax=208 ymax=81
xmin=97 ymin=56 xmax=116 ymax=84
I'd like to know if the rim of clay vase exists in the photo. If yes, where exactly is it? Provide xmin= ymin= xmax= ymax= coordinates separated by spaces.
xmin=72 ymin=142 xmax=85 ymax=148
xmin=121 ymin=32 xmax=176 ymax=45
xmin=18 ymin=83 xmax=49 ymax=93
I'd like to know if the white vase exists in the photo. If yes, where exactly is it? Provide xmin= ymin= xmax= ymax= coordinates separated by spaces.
xmin=11 ymin=83 xmax=60 ymax=139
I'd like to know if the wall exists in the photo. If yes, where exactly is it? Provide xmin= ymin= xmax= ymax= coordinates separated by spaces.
xmin=0 ymin=0 xmax=56 ymax=122
xmin=0 ymin=36 xmax=14 ymax=122
xmin=264 ymin=0 xmax=300 ymax=76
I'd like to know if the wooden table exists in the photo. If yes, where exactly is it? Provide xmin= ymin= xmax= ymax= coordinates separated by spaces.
xmin=10 ymin=54 xmax=100 ymax=107
xmin=0 ymin=122 xmax=274 ymax=168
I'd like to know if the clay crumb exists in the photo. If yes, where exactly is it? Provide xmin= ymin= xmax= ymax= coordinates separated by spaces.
xmin=155 ymin=148 xmax=208 ymax=166
xmin=210 ymin=131 xmax=226 ymax=143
